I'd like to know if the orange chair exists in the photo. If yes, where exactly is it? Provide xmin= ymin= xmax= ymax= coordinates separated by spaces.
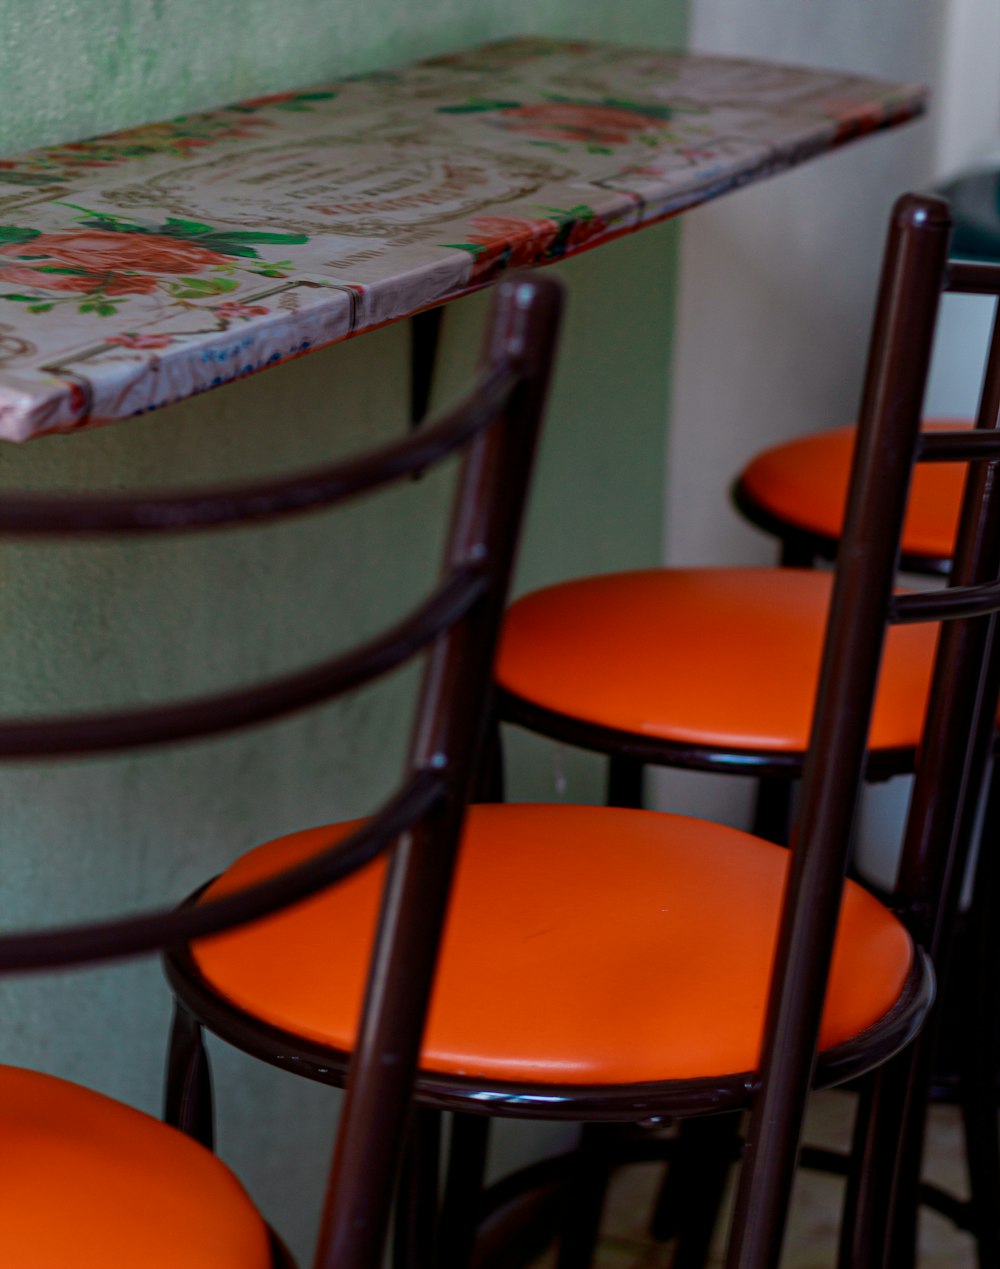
xmin=730 ymin=370 xmax=1000 ymax=1266
xmin=0 ymin=273 xmax=563 ymax=1269
xmin=734 ymin=418 xmax=971 ymax=575
xmin=491 ymin=229 xmax=1000 ymax=1263
xmin=161 ymin=195 xmax=1000 ymax=1269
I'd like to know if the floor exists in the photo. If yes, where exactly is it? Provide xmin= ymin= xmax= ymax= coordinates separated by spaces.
xmin=528 ymin=1092 xmax=975 ymax=1267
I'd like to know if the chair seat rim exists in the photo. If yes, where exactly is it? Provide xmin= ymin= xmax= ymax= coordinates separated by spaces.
xmin=495 ymin=686 xmax=921 ymax=781
xmin=164 ymin=922 xmax=932 ymax=1123
xmin=731 ymin=477 xmax=952 ymax=578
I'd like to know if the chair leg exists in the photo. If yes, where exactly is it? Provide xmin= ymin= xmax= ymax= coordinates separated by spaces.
xmin=959 ymin=762 xmax=1000 ymax=1268
xmin=751 ymin=538 xmax=809 ymax=850
xmin=960 ymin=1043 xmax=1000 ymax=1269
xmin=607 ymin=755 xmax=644 ymax=809
xmin=835 ymin=1069 xmax=903 ymax=1269
xmin=778 ymin=540 xmax=817 ymax=569
xmin=881 ymin=1059 xmax=929 ymax=1269
xmin=839 ymin=1008 xmax=946 ymax=1269
xmin=527 ymin=759 xmax=639 ymax=1269
xmin=650 ymin=1112 xmax=742 ymax=1266
xmin=875 ymin=839 xmax=998 ymax=1267
xmin=268 ymin=1226 xmax=299 ymax=1269
xmin=163 ymin=1000 xmax=214 ymax=1150
xmin=475 ymin=705 xmax=505 ymax=802
xmin=392 ymin=1108 xmax=443 ymax=1269
xmin=555 ymin=1122 xmax=618 ymax=1269
xmin=439 ymin=1113 xmax=491 ymax=1269
xmin=750 ymin=777 xmax=794 ymax=846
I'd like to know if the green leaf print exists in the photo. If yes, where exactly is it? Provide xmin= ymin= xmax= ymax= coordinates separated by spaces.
xmin=200 ymin=241 xmax=261 ymax=259
xmin=540 ymin=94 xmax=686 ymax=122
xmin=59 ymin=206 xmax=308 ymax=260
xmin=192 ymin=230 xmax=308 ymax=259
xmin=207 ymin=230 xmax=308 ymax=243
xmin=0 ymin=226 xmax=41 ymax=246
xmin=168 ymin=276 xmax=240 ymax=298
xmin=539 ymin=204 xmax=596 ymax=224
xmin=437 ymin=98 xmax=521 ymax=114
xmin=162 ymin=217 xmax=219 ymax=236
xmin=66 ymin=210 xmax=136 ymax=232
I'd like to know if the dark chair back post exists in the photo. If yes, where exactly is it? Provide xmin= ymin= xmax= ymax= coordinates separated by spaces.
xmin=863 ymin=283 xmax=1000 ymax=1264
xmin=897 ymin=298 xmax=1000 ymax=948
xmin=724 ymin=195 xmax=954 ymax=1269
xmin=309 ymin=278 xmax=563 ymax=1269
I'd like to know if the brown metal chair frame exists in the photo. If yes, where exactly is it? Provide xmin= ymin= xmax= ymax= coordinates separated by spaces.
xmin=161 ymin=195 xmax=1000 ymax=1269
xmin=499 ymin=197 xmax=1000 ymax=1269
xmin=726 ymin=248 xmax=1000 ymax=1266
xmin=0 ymin=272 xmax=564 ymax=1269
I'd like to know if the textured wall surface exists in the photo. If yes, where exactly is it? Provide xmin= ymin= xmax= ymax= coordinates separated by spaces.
xmin=0 ymin=0 xmax=686 ymax=154
xmin=0 ymin=1 xmax=685 ymax=1259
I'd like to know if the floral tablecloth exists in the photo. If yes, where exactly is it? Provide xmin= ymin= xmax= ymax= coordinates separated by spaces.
xmin=0 ymin=37 xmax=925 ymax=442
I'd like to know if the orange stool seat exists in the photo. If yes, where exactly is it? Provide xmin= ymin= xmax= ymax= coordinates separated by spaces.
xmin=737 ymin=421 xmax=970 ymax=565
xmin=0 ymin=1065 xmax=272 ymax=1269
xmin=193 ymin=804 xmax=912 ymax=1087
xmin=495 ymin=568 xmax=939 ymax=758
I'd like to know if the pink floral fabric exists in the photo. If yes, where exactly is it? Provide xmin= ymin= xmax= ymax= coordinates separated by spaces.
xmin=2 ymin=231 xmax=231 ymax=273
xmin=0 ymin=37 xmax=925 ymax=442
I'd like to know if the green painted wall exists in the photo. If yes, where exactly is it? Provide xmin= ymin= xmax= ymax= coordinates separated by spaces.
xmin=0 ymin=0 xmax=686 ymax=154
xmin=0 ymin=1 xmax=685 ymax=1258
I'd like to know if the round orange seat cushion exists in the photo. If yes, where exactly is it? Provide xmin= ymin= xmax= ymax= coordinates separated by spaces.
xmin=194 ymin=804 xmax=912 ymax=1086
xmin=495 ymin=567 xmax=938 ymax=753
xmin=739 ymin=421 xmax=970 ymax=561
xmin=0 ymin=1065 xmax=272 ymax=1269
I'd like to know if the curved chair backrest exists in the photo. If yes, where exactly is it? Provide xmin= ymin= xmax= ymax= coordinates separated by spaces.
xmin=0 ymin=273 xmax=562 ymax=1269
xmin=725 ymin=195 xmax=1000 ymax=1267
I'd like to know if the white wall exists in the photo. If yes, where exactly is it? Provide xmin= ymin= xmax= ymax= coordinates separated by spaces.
xmin=934 ymin=0 xmax=1000 ymax=178
xmin=656 ymin=0 xmax=1000 ymax=826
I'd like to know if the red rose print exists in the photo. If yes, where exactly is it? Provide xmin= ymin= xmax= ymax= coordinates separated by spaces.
xmin=465 ymin=215 xmax=561 ymax=270
xmin=817 ymin=97 xmax=887 ymax=143
xmin=562 ymin=213 xmax=607 ymax=251
xmin=499 ymin=102 xmax=665 ymax=145
xmin=215 ymin=301 xmax=270 ymax=319
xmin=106 ymin=333 xmax=175 ymax=349
xmin=0 ymin=230 xmax=230 ymax=274
xmin=455 ymin=210 xmax=608 ymax=282
xmin=0 ymin=263 xmax=160 ymax=295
